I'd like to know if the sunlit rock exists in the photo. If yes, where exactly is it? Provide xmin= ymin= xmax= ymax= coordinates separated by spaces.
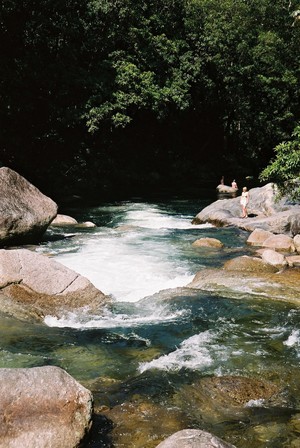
xmin=262 ymin=234 xmax=295 ymax=252
xmin=0 ymin=248 xmax=110 ymax=320
xmin=192 ymin=183 xmax=300 ymax=235
xmin=0 ymin=366 xmax=93 ymax=448
xmin=294 ymin=235 xmax=300 ymax=253
xmin=216 ymin=184 xmax=238 ymax=194
xmin=187 ymin=267 xmax=300 ymax=303
xmin=76 ymin=221 xmax=97 ymax=228
xmin=261 ymin=249 xmax=287 ymax=268
xmin=155 ymin=429 xmax=236 ymax=447
xmin=50 ymin=214 xmax=96 ymax=228
xmin=50 ymin=214 xmax=78 ymax=225
xmin=0 ymin=167 xmax=57 ymax=246
xmin=286 ymin=255 xmax=300 ymax=267
xmin=224 ymin=255 xmax=278 ymax=273
xmin=247 ymin=228 xmax=273 ymax=246
xmin=192 ymin=237 xmax=224 ymax=248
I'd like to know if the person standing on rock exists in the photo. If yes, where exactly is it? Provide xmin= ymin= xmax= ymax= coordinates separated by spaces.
xmin=240 ymin=186 xmax=249 ymax=218
xmin=231 ymin=179 xmax=238 ymax=189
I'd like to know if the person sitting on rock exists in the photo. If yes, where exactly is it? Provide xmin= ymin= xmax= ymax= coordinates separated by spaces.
xmin=231 ymin=179 xmax=238 ymax=189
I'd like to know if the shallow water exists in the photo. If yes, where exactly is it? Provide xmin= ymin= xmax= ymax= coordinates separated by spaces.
xmin=1 ymin=198 xmax=300 ymax=447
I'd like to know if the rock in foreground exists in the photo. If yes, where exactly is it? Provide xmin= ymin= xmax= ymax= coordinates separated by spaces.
xmin=0 ymin=249 xmax=111 ymax=320
xmin=156 ymin=429 xmax=236 ymax=448
xmin=0 ymin=366 xmax=93 ymax=448
xmin=0 ymin=167 xmax=57 ymax=246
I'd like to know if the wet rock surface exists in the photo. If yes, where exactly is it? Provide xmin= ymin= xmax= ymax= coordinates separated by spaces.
xmin=0 ymin=248 xmax=111 ymax=320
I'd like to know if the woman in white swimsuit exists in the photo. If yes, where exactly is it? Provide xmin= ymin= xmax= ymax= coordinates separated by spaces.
xmin=240 ymin=186 xmax=249 ymax=218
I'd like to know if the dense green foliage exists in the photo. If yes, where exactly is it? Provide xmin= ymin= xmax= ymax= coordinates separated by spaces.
xmin=0 ymin=0 xmax=300 ymax=200
xmin=260 ymin=124 xmax=300 ymax=200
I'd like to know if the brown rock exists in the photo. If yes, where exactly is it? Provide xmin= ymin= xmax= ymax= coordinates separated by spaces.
xmin=176 ymin=376 xmax=280 ymax=426
xmin=192 ymin=237 xmax=224 ymax=248
xmin=0 ymin=249 xmax=110 ymax=320
xmin=187 ymin=267 xmax=300 ymax=303
xmin=224 ymin=256 xmax=278 ymax=273
xmin=0 ymin=366 xmax=93 ymax=448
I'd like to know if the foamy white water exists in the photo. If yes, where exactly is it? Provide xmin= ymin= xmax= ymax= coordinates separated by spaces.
xmin=138 ymin=331 xmax=220 ymax=373
xmin=44 ymin=303 xmax=188 ymax=329
xmin=48 ymin=203 xmax=211 ymax=303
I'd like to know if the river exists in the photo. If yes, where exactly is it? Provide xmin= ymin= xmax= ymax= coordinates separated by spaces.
xmin=1 ymin=196 xmax=300 ymax=447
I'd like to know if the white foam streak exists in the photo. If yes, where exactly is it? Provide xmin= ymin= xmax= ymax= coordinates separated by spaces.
xmin=124 ymin=209 xmax=212 ymax=230
xmin=138 ymin=331 xmax=216 ymax=373
xmin=284 ymin=330 xmax=300 ymax=347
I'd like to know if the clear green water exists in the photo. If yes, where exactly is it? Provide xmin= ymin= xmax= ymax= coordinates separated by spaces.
xmin=1 ymin=198 xmax=300 ymax=447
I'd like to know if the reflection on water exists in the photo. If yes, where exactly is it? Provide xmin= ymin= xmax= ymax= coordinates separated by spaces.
xmin=1 ymin=199 xmax=300 ymax=447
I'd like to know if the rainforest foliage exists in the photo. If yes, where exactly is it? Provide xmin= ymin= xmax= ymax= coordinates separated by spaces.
xmin=0 ymin=0 xmax=300 ymax=200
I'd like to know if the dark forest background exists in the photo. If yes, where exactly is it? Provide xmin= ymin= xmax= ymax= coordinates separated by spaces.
xmin=1 ymin=0 xmax=300 ymax=203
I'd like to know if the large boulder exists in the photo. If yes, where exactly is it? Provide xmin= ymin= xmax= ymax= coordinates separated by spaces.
xmin=0 ymin=366 xmax=93 ymax=448
xmin=156 ymin=429 xmax=236 ymax=448
xmin=0 ymin=167 xmax=58 ymax=246
xmin=0 ymin=249 xmax=111 ymax=320
xmin=192 ymin=183 xmax=300 ymax=235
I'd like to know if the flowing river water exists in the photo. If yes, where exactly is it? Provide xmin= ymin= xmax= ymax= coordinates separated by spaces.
xmin=1 ymin=196 xmax=300 ymax=447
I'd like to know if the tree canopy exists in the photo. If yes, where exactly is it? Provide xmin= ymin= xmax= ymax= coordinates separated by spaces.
xmin=260 ymin=124 xmax=300 ymax=200
xmin=0 ymin=0 xmax=300 ymax=200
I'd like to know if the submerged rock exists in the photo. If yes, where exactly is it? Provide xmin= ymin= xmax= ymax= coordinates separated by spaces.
xmin=0 ymin=366 xmax=93 ymax=448
xmin=187 ymin=267 xmax=300 ymax=303
xmin=0 ymin=248 xmax=111 ymax=320
xmin=175 ymin=376 xmax=280 ymax=427
xmin=156 ymin=429 xmax=236 ymax=448
xmin=224 ymin=255 xmax=278 ymax=273
xmin=0 ymin=167 xmax=57 ymax=246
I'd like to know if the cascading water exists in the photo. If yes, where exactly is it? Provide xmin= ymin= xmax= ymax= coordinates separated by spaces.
xmin=1 ymin=198 xmax=300 ymax=448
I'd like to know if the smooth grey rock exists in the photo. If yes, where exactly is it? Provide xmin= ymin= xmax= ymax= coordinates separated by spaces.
xmin=0 ymin=366 xmax=93 ymax=448
xmin=156 ymin=429 xmax=236 ymax=448
xmin=193 ymin=183 xmax=300 ymax=235
xmin=0 ymin=167 xmax=57 ymax=246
